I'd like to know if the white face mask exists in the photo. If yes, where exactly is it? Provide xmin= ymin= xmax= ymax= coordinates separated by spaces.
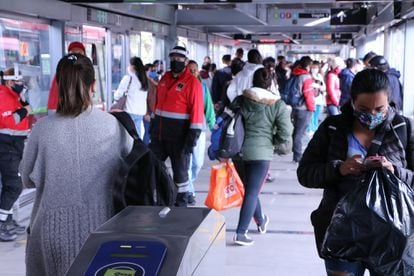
xmin=311 ymin=68 xmax=319 ymax=75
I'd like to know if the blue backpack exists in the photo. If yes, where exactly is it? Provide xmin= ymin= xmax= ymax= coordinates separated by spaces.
xmin=208 ymin=104 xmax=245 ymax=160
xmin=280 ymin=75 xmax=303 ymax=107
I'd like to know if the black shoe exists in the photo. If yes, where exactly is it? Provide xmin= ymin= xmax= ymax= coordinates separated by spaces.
xmin=257 ymin=215 xmax=270 ymax=234
xmin=265 ymin=173 xmax=274 ymax=183
xmin=0 ymin=222 xmax=17 ymax=242
xmin=187 ymin=194 xmax=196 ymax=206
xmin=233 ymin=232 xmax=254 ymax=246
xmin=175 ymin=192 xmax=189 ymax=207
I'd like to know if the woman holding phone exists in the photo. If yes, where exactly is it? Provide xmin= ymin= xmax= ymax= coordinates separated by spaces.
xmin=297 ymin=69 xmax=414 ymax=275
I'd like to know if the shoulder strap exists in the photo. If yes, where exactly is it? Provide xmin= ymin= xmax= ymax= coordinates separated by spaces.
xmin=111 ymin=111 xmax=140 ymax=140
xmin=125 ymin=76 xmax=133 ymax=96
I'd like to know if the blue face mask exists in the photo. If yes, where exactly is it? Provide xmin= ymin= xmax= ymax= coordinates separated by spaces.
xmin=354 ymin=109 xmax=388 ymax=130
xmin=148 ymin=71 xmax=158 ymax=80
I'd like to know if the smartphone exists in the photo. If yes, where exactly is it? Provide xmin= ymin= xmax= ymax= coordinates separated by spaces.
xmin=364 ymin=156 xmax=383 ymax=167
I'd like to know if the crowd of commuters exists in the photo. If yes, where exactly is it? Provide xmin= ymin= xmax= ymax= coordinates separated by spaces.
xmin=0 ymin=39 xmax=412 ymax=276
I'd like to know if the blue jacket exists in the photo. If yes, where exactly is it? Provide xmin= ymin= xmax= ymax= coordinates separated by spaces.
xmin=387 ymin=68 xmax=403 ymax=112
xmin=338 ymin=68 xmax=355 ymax=106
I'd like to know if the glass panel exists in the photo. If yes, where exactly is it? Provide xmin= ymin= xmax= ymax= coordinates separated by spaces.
xmin=130 ymin=32 xmax=141 ymax=58
xmin=0 ymin=18 xmax=51 ymax=118
xmin=81 ymin=25 xmax=106 ymax=110
xmin=111 ymin=33 xmax=124 ymax=91
xmin=140 ymin=31 xmax=153 ymax=65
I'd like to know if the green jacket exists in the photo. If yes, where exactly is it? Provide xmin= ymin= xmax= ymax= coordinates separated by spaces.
xmin=199 ymin=76 xmax=216 ymax=130
xmin=234 ymin=87 xmax=293 ymax=161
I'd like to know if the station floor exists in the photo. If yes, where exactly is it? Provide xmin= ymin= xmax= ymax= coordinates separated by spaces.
xmin=0 ymin=152 xmax=329 ymax=275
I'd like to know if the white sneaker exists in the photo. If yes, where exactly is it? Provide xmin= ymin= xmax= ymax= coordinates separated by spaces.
xmin=257 ymin=215 xmax=270 ymax=234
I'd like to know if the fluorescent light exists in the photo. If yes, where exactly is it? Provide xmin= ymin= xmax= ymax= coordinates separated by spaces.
xmin=304 ymin=16 xmax=331 ymax=27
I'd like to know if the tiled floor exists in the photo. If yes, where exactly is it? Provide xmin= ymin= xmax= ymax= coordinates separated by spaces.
xmin=0 ymin=153 xmax=328 ymax=275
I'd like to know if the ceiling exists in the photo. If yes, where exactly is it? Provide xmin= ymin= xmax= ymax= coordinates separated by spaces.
xmin=67 ymin=0 xmax=413 ymax=45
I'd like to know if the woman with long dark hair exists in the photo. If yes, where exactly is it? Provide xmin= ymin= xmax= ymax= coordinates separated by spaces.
xmin=21 ymin=53 xmax=132 ymax=276
xmin=298 ymin=69 xmax=414 ymax=275
xmin=114 ymin=56 xmax=149 ymax=137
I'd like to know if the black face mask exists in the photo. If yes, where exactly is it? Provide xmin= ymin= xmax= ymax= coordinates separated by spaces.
xmin=170 ymin=60 xmax=185 ymax=74
xmin=12 ymin=83 xmax=25 ymax=94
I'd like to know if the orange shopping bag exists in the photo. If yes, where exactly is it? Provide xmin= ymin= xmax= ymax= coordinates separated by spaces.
xmin=205 ymin=160 xmax=245 ymax=211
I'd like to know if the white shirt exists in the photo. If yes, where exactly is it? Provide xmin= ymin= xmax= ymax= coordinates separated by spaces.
xmin=226 ymin=62 xmax=263 ymax=102
xmin=115 ymin=72 xmax=148 ymax=115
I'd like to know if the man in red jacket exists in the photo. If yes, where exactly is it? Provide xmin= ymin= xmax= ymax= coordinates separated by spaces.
xmin=0 ymin=68 xmax=31 ymax=241
xmin=149 ymin=46 xmax=204 ymax=207
xmin=291 ymin=56 xmax=315 ymax=163
xmin=47 ymin=41 xmax=86 ymax=113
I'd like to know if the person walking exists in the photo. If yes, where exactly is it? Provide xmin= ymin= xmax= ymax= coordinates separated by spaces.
xmin=20 ymin=53 xmax=133 ymax=276
xmin=0 ymin=68 xmax=31 ymax=241
xmin=233 ymin=68 xmax=293 ymax=246
xmin=187 ymin=60 xmax=215 ymax=205
xmin=149 ymin=46 xmax=204 ymax=207
xmin=114 ymin=57 xmax=148 ymax=138
xmin=297 ymin=69 xmax=414 ymax=275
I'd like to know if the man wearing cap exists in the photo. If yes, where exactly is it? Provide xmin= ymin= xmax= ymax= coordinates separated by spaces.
xmin=369 ymin=55 xmax=404 ymax=113
xmin=0 ymin=68 xmax=31 ymax=241
xmin=149 ymin=46 xmax=204 ymax=207
xmin=47 ymin=41 xmax=86 ymax=113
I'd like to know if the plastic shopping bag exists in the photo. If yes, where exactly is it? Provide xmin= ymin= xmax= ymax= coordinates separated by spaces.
xmin=205 ymin=160 xmax=245 ymax=211
xmin=322 ymin=169 xmax=414 ymax=275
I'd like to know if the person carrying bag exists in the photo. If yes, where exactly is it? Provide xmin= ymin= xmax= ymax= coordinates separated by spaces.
xmin=111 ymin=76 xmax=132 ymax=111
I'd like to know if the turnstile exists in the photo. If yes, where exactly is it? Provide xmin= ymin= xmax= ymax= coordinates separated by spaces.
xmin=66 ymin=206 xmax=226 ymax=276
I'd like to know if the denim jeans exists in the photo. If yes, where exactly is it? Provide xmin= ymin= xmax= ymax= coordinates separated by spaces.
xmin=236 ymin=160 xmax=270 ymax=234
xmin=308 ymin=104 xmax=323 ymax=133
xmin=143 ymin=117 xmax=151 ymax=145
xmin=128 ymin=113 xmax=143 ymax=138
xmin=325 ymin=258 xmax=381 ymax=276
xmin=327 ymin=104 xmax=340 ymax=116
xmin=292 ymin=109 xmax=312 ymax=162
xmin=188 ymin=131 xmax=206 ymax=196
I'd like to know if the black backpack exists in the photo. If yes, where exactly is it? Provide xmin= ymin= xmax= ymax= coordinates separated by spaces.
xmin=111 ymin=112 xmax=174 ymax=213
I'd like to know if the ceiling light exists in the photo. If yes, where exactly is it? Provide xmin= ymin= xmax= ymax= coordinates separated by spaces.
xmin=304 ymin=16 xmax=331 ymax=27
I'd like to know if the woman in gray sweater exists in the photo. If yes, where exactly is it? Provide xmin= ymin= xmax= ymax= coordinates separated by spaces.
xmin=20 ymin=54 xmax=133 ymax=276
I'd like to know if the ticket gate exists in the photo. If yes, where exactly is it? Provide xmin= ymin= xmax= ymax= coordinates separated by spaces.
xmin=66 ymin=206 xmax=226 ymax=276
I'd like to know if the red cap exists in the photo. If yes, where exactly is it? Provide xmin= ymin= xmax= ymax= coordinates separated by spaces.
xmin=68 ymin=41 xmax=86 ymax=54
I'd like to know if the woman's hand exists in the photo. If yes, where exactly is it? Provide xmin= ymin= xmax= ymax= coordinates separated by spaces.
xmin=364 ymin=156 xmax=395 ymax=174
xmin=339 ymin=155 xmax=365 ymax=176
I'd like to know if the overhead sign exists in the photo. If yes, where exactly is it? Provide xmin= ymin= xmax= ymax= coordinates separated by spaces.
xmin=330 ymin=8 xmax=367 ymax=25
xmin=331 ymin=33 xmax=353 ymax=40
xmin=269 ymin=9 xmax=331 ymax=26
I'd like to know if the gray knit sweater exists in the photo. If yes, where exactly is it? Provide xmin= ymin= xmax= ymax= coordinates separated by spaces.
xmin=20 ymin=108 xmax=133 ymax=276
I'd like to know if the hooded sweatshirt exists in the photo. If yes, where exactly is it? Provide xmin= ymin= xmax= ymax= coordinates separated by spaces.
xmin=338 ymin=68 xmax=355 ymax=106
xmin=226 ymin=62 xmax=263 ymax=102
xmin=292 ymin=67 xmax=315 ymax=112
xmin=386 ymin=68 xmax=403 ymax=111
xmin=237 ymin=87 xmax=293 ymax=161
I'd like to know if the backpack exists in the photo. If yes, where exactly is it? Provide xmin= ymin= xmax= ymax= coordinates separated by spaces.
xmin=111 ymin=112 xmax=174 ymax=214
xmin=208 ymin=102 xmax=245 ymax=160
xmin=280 ymin=75 xmax=303 ymax=107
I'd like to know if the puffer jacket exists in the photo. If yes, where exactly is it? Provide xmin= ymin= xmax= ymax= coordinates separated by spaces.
xmin=226 ymin=62 xmax=263 ymax=102
xmin=236 ymin=87 xmax=293 ymax=161
xmin=338 ymin=68 xmax=354 ymax=106
xmin=297 ymin=104 xmax=414 ymax=256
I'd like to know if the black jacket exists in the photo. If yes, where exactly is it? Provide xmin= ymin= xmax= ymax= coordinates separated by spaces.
xmin=297 ymin=104 xmax=414 ymax=256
